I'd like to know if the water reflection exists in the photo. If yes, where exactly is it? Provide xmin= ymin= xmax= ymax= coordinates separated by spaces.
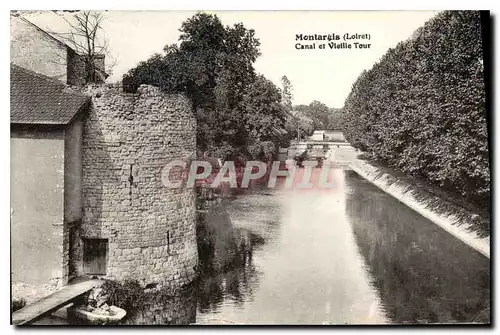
xmin=121 ymin=286 xmax=197 ymax=325
xmin=58 ymin=170 xmax=490 ymax=325
xmin=345 ymin=171 xmax=490 ymax=324
xmin=196 ymin=204 xmax=264 ymax=313
xmin=192 ymin=171 xmax=388 ymax=324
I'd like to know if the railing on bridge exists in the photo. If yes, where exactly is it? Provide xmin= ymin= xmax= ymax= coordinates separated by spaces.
xmin=281 ymin=140 xmax=355 ymax=162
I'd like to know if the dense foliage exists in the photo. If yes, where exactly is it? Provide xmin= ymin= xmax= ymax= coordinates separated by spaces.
xmin=284 ymin=110 xmax=314 ymax=141
xmin=123 ymin=13 xmax=288 ymax=161
xmin=292 ymin=102 xmax=344 ymax=131
xmin=343 ymin=11 xmax=489 ymax=206
xmin=102 ymin=279 xmax=146 ymax=313
xmin=100 ymin=279 xmax=192 ymax=315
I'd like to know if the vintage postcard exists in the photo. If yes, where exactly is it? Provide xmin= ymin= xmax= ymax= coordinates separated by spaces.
xmin=10 ymin=10 xmax=490 ymax=325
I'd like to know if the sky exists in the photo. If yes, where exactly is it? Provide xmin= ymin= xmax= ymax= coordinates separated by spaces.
xmin=24 ymin=10 xmax=439 ymax=108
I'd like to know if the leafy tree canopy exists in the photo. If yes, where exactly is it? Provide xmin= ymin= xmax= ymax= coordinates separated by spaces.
xmin=123 ymin=13 xmax=288 ymax=161
xmin=343 ymin=11 xmax=488 ymax=208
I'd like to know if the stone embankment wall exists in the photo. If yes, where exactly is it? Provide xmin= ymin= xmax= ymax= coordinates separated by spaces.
xmin=348 ymin=157 xmax=490 ymax=258
xmin=76 ymin=84 xmax=198 ymax=288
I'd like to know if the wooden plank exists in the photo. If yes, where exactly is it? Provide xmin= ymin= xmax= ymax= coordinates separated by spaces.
xmin=12 ymin=279 xmax=103 ymax=326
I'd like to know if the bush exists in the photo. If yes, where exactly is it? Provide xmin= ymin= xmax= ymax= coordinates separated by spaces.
xmin=99 ymin=279 xmax=187 ymax=315
xmin=343 ymin=11 xmax=489 ymax=208
xmin=101 ymin=279 xmax=146 ymax=313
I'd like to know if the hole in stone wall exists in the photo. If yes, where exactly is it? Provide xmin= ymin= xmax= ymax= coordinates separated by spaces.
xmin=167 ymin=230 xmax=171 ymax=254
xmin=128 ymin=164 xmax=134 ymax=204
xmin=83 ymin=238 xmax=108 ymax=275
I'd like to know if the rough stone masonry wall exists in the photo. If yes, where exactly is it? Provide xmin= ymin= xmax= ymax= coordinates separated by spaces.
xmin=78 ymin=84 xmax=198 ymax=288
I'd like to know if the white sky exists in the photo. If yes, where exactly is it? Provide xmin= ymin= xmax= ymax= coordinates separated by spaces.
xmin=24 ymin=10 xmax=439 ymax=108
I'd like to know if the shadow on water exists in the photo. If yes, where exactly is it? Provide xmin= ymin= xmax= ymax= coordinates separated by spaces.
xmin=87 ymin=185 xmax=272 ymax=326
xmin=195 ymin=203 xmax=265 ymax=313
xmin=113 ymin=201 xmax=265 ymax=325
xmin=120 ymin=286 xmax=197 ymax=325
xmin=344 ymin=171 xmax=490 ymax=324
xmin=57 ymin=172 xmax=491 ymax=325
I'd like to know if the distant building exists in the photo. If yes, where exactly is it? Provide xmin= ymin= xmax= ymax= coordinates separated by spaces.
xmin=324 ymin=130 xmax=346 ymax=142
xmin=10 ymin=15 xmax=106 ymax=86
xmin=309 ymin=130 xmax=346 ymax=142
xmin=310 ymin=130 xmax=325 ymax=141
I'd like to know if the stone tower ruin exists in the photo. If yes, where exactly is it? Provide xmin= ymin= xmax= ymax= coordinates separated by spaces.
xmin=73 ymin=84 xmax=198 ymax=288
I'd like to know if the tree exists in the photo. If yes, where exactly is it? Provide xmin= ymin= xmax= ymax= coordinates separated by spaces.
xmin=123 ymin=13 xmax=293 ymax=161
xmin=285 ymin=110 xmax=314 ymax=141
xmin=52 ymin=11 xmax=115 ymax=83
xmin=307 ymin=100 xmax=330 ymax=129
xmin=243 ymin=75 xmax=287 ymax=154
xmin=326 ymin=108 xmax=345 ymax=130
xmin=292 ymin=100 xmax=331 ymax=130
xmin=281 ymin=75 xmax=293 ymax=111
xmin=124 ymin=13 xmax=259 ymax=104
xmin=280 ymin=75 xmax=302 ymax=141
xmin=342 ymin=11 xmax=489 ymax=208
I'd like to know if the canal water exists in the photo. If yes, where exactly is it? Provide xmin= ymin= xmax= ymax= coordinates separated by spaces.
xmin=190 ymin=169 xmax=490 ymax=325
xmin=35 ymin=168 xmax=490 ymax=325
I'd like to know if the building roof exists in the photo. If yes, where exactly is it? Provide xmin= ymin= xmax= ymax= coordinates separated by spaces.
xmin=11 ymin=64 xmax=90 ymax=125
xmin=14 ymin=16 xmax=109 ymax=80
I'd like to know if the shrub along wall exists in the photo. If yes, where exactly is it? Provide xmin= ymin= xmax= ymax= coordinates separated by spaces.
xmin=343 ymin=11 xmax=489 ymax=208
